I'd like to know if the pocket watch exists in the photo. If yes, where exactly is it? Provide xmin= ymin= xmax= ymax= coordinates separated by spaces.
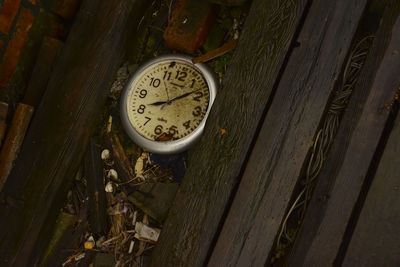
xmin=120 ymin=54 xmax=217 ymax=154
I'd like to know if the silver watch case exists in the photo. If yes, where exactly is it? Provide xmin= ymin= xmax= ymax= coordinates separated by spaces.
xmin=120 ymin=54 xmax=217 ymax=154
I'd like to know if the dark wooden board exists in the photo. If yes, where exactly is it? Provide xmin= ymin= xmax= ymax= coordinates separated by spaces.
xmin=149 ymin=0 xmax=308 ymax=266
xmin=208 ymin=0 xmax=368 ymax=266
xmin=288 ymin=4 xmax=400 ymax=266
xmin=343 ymin=87 xmax=400 ymax=265
xmin=23 ymin=36 xmax=63 ymax=108
xmin=85 ymin=138 xmax=108 ymax=234
xmin=0 ymin=0 xmax=149 ymax=265
xmin=0 ymin=103 xmax=34 ymax=190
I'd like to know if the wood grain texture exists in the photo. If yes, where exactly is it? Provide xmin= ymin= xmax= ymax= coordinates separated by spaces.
xmin=149 ymin=0 xmax=308 ymax=266
xmin=0 ymin=103 xmax=34 ymax=191
xmin=0 ymin=0 xmax=149 ymax=265
xmin=208 ymin=0 xmax=367 ymax=266
xmin=343 ymin=91 xmax=400 ymax=266
xmin=288 ymin=4 xmax=400 ymax=266
xmin=23 ymin=37 xmax=63 ymax=108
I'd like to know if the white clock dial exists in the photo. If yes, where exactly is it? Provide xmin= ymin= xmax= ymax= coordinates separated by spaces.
xmin=126 ymin=59 xmax=210 ymax=141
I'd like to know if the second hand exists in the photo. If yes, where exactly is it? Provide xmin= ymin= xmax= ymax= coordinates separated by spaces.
xmin=163 ymin=80 xmax=170 ymax=101
xmin=162 ymin=80 xmax=170 ymax=110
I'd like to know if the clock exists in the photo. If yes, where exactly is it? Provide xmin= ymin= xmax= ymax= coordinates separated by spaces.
xmin=120 ymin=54 xmax=217 ymax=154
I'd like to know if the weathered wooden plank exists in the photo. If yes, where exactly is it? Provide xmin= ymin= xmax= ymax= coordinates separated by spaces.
xmin=288 ymin=4 xmax=400 ymax=266
xmin=0 ymin=103 xmax=34 ymax=191
xmin=23 ymin=36 xmax=63 ymax=108
xmin=149 ymin=0 xmax=308 ymax=266
xmin=0 ymin=101 xmax=8 ymax=147
xmin=343 ymin=93 xmax=400 ymax=266
xmin=0 ymin=0 xmax=150 ymax=265
xmin=85 ymin=138 xmax=108 ymax=234
xmin=207 ymin=0 xmax=368 ymax=266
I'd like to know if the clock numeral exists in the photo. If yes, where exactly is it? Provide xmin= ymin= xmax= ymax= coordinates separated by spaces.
xmin=175 ymin=71 xmax=187 ymax=81
xmin=192 ymin=106 xmax=202 ymax=117
xmin=183 ymin=120 xmax=190 ymax=129
xmin=163 ymin=71 xmax=171 ymax=80
xmin=190 ymin=79 xmax=196 ymax=88
xmin=169 ymin=125 xmax=178 ymax=135
xmin=193 ymin=91 xmax=203 ymax=102
xmin=150 ymin=78 xmax=160 ymax=87
xmin=144 ymin=116 xmax=151 ymax=125
xmin=139 ymin=89 xmax=147 ymax=98
xmin=154 ymin=125 xmax=163 ymax=135
xmin=137 ymin=105 xmax=146 ymax=114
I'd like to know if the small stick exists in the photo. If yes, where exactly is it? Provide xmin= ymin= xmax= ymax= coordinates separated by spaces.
xmin=107 ymin=133 xmax=135 ymax=182
xmin=0 ymin=103 xmax=34 ymax=190
xmin=192 ymin=39 xmax=238 ymax=64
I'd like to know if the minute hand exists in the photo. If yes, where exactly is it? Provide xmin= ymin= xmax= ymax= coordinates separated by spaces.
xmin=168 ymin=89 xmax=200 ymax=104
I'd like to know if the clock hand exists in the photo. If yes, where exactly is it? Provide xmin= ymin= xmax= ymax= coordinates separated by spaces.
xmin=168 ymin=89 xmax=201 ymax=104
xmin=142 ymin=81 xmax=172 ymax=107
xmin=149 ymin=100 xmax=168 ymax=106
xmin=151 ymin=89 xmax=200 ymax=108
xmin=163 ymin=80 xmax=170 ymax=101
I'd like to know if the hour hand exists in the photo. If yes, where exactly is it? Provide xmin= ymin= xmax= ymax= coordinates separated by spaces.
xmin=149 ymin=100 xmax=168 ymax=106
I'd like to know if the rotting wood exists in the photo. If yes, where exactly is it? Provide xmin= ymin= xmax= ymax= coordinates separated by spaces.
xmin=0 ymin=101 xmax=8 ymax=147
xmin=0 ymin=0 xmax=150 ymax=266
xmin=149 ymin=0 xmax=309 ymax=266
xmin=23 ymin=37 xmax=63 ymax=108
xmin=85 ymin=137 xmax=108 ymax=234
xmin=207 ymin=0 xmax=368 ymax=266
xmin=342 ymin=90 xmax=400 ymax=266
xmin=288 ymin=4 xmax=400 ymax=266
xmin=0 ymin=103 xmax=34 ymax=191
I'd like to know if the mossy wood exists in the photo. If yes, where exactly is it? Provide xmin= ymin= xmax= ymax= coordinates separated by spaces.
xmin=149 ymin=0 xmax=309 ymax=266
xmin=288 ymin=4 xmax=400 ymax=266
xmin=208 ymin=0 xmax=368 ymax=266
xmin=0 ymin=0 xmax=149 ymax=265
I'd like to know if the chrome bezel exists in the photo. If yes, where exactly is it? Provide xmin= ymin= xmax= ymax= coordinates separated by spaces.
xmin=120 ymin=54 xmax=217 ymax=154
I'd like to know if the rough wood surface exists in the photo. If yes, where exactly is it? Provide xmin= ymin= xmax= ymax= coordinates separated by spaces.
xmin=0 ymin=101 xmax=8 ymax=147
xmin=23 ymin=36 xmax=63 ymax=108
xmin=343 ymin=94 xmax=400 ymax=266
xmin=0 ymin=0 xmax=149 ymax=265
xmin=208 ymin=0 xmax=367 ymax=266
xmin=288 ymin=4 xmax=400 ymax=266
xmin=0 ymin=103 xmax=34 ymax=191
xmin=149 ymin=0 xmax=308 ymax=266
xmin=85 ymin=138 xmax=108 ymax=234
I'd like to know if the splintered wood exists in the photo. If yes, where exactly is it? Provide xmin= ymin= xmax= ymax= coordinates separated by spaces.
xmin=107 ymin=133 xmax=135 ymax=182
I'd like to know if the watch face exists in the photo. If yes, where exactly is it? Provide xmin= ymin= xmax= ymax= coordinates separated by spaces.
xmin=125 ymin=59 xmax=210 ymax=142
